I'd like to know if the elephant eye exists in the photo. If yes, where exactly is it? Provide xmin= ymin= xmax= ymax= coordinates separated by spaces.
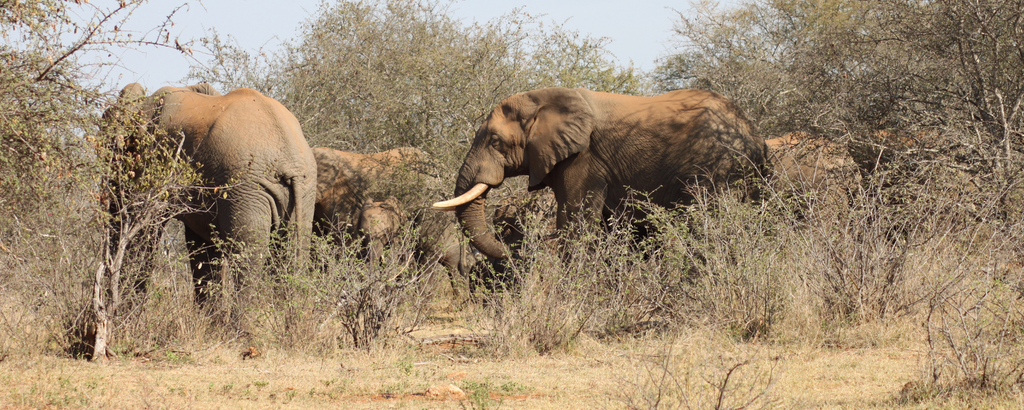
xmin=490 ymin=138 xmax=502 ymax=149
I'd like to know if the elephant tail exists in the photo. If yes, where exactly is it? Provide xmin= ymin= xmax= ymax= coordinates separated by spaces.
xmin=285 ymin=173 xmax=316 ymax=254
xmin=264 ymin=172 xmax=315 ymax=257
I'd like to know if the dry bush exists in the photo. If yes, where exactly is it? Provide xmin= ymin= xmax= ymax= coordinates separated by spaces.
xmin=795 ymin=181 xmax=921 ymax=326
xmin=617 ymin=331 xmax=777 ymax=410
xmin=0 ymin=212 xmax=100 ymax=358
xmin=92 ymin=222 xmax=209 ymax=356
xmin=479 ymin=184 xmax=790 ymax=354
xmin=649 ymin=190 xmax=791 ymax=341
xmin=908 ymin=186 xmax=1024 ymax=395
xmin=479 ymin=202 xmax=687 ymax=356
xmin=249 ymin=227 xmax=435 ymax=352
xmin=924 ymin=259 xmax=1024 ymax=394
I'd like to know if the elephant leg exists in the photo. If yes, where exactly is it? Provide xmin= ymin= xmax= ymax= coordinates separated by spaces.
xmin=445 ymin=245 xmax=469 ymax=300
xmin=550 ymin=158 xmax=608 ymax=231
xmin=427 ymin=238 xmax=470 ymax=302
xmin=215 ymin=192 xmax=274 ymax=323
xmin=130 ymin=222 xmax=165 ymax=295
xmin=185 ymin=224 xmax=220 ymax=308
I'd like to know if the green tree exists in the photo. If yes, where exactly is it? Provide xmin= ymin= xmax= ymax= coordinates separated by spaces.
xmin=189 ymin=0 xmax=648 ymax=177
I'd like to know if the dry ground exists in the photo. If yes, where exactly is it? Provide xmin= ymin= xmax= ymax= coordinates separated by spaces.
xmin=3 ymin=322 xmax=1023 ymax=409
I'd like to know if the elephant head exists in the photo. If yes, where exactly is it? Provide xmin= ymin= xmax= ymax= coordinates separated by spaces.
xmin=434 ymin=87 xmax=766 ymax=260
xmin=434 ymin=88 xmax=594 ymax=258
xmin=357 ymin=196 xmax=407 ymax=262
xmin=102 ymin=83 xmax=149 ymax=151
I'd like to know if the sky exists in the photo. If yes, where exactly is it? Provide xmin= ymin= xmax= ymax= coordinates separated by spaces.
xmin=82 ymin=0 xmax=708 ymax=89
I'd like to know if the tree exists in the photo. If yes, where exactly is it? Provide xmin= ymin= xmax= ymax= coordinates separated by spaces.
xmin=656 ymin=0 xmax=1024 ymax=178
xmin=1 ymin=0 xmax=201 ymax=359
xmin=189 ymin=0 xmax=648 ymax=177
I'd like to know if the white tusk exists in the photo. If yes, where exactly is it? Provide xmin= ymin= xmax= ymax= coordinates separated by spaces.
xmin=432 ymin=183 xmax=489 ymax=211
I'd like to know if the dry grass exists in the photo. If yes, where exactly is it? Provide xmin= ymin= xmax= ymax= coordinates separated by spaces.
xmin=3 ymin=325 xmax=1023 ymax=409
xmin=5 ymin=166 xmax=1024 ymax=409
xmin=8 ymin=173 xmax=1024 ymax=409
xmin=6 ymin=1 xmax=1024 ymax=408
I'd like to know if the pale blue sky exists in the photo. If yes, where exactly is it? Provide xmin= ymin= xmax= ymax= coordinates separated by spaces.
xmin=85 ymin=0 xmax=725 ymax=89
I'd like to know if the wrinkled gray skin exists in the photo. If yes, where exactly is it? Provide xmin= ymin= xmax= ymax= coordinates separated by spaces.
xmin=356 ymin=197 xmax=407 ymax=262
xmin=414 ymin=210 xmax=474 ymax=296
xmin=450 ymin=87 xmax=768 ymax=259
xmin=313 ymin=146 xmax=426 ymax=240
xmin=312 ymin=147 xmax=473 ymax=293
xmin=109 ymin=83 xmax=317 ymax=307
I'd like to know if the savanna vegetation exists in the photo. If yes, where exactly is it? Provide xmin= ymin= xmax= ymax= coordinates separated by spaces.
xmin=2 ymin=0 xmax=1023 ymax=408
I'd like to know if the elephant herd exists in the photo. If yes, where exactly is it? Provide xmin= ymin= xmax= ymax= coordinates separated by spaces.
xmin=106 ymin=82 xmax=847 ymax=307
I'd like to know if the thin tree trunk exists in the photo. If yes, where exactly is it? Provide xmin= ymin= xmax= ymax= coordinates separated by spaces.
xmin=92 ymin=218 xmax=131 ymax=362
xmin=91 ymin=261 xmax=109 ymax=362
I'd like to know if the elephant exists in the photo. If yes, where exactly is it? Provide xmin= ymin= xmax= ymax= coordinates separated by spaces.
xmin=765 ymin=132 xmax=860 ymax=193
xmin=312 ymin=147 xmax=473 ymax=295
xmin=355 ymin=197 xmax=474 ymax=296
xmin=765 ymin=132 xmax=861 ymax=219
xmin=433 ymin=87 xmax=767 ymax=259
xmin=490 ymin=190 xmax=558 ymax=250
xmin=106 ymin=83 xmax=318 ymax=309
xmin=312 ymin=146 xmax=428 ymax=241
xmin=356 ymin=196 xmax=407 ymax=262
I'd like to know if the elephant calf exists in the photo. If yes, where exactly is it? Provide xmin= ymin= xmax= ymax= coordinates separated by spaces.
xmin=356 ymin=197 xmax=407 ymax=262
xmin=765 ymin=132 xmax=860 ymax=193
xmin=313 ymin=146 xmax=428 ymax=241
xmin=354 ymin=197 xmax=475 ymax=297
xmin=765 ymin=132 xmax=861 ymax=218
xmin=312 ymin=146 xmax=473 ymax=295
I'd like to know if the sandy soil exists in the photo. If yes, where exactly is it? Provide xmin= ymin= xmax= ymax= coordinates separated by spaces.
xmin=5 ymin=328 xmax=1021 ymax=410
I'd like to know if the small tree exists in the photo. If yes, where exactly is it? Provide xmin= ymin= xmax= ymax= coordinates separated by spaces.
xmin=89 ymin=94 xmax=204 ymax=360
xmin=1 ymin=0 xmax=204 ymax=358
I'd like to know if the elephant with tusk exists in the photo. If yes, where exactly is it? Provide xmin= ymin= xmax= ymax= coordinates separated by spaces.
xmin=434 ymin=87 xmax=767 ymax=260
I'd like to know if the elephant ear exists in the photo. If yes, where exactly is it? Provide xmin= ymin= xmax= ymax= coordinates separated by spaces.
xmin=185 ymin=83 xmax=222 ymax=96
xmin=119 ymin=83 xmax=147 ymax=100
xmin=103 ymin=83 xmax=150 ymax=148
xmin=523 ymin=88 xmax=594 ymax=188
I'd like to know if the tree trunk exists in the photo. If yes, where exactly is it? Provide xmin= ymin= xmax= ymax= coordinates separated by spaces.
xmin=91 ymin=262 xmax=109 ymax=362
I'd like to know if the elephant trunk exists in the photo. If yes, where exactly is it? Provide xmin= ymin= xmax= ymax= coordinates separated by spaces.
xmin=454 ymin=188 xmax=509 ymax=260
